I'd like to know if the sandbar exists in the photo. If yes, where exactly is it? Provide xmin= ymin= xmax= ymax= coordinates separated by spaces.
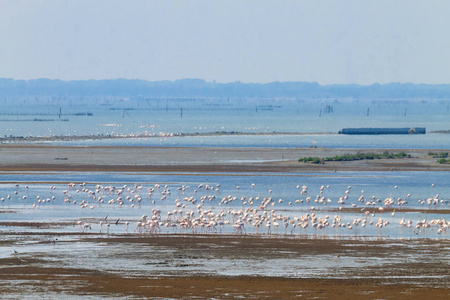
xmin=0 ymin=145 xmax=448 ymax=173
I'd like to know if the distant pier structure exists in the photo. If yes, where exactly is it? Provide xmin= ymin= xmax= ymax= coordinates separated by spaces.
xmin=338 ymin=127 xmax=426 ymax=135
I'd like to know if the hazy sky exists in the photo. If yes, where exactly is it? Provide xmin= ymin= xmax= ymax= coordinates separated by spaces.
xmin=1 ymin=0 xmax=450 ymax=84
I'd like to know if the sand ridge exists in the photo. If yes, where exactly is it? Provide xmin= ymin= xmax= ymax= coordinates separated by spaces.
xmin=0 ymin=145 xmax=448 ymax=172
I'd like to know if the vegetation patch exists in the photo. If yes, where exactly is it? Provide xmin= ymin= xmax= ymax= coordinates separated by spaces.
xmin=298 ymin=151 xmax=411 ymax=164
xmin=428 ymin=152 xmax=448 ymax=158
xmin=427 ymin=152 xmax=449 ymax=164
xmin=437 ymin=158 xmax=450 ymax=164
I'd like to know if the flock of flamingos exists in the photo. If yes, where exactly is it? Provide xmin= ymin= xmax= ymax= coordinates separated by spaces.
xmin=3 ymin=181 xmax=449 ymax=238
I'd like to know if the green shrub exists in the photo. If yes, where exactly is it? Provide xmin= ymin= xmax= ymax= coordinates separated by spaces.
xmin=438 ymin=158 xmax=450 ymax=164
xmin=429 ymin=152 xmax=448 ymax=158
xmin=299 ymin=152 xmax=411 ymax=164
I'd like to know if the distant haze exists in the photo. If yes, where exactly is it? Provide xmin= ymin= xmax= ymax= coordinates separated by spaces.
xmin=2 ymin=78 xmax=450 ymax=99
xmin=1 ymin=0 xmax=450 ymax=85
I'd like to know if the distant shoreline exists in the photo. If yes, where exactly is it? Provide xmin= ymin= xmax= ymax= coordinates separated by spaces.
xmin=1 ymin=130 xmax=449 ymax=144
xmin=3 ymin=78 xmax=450 ymax=99
xmin=0 ymin=131 xmax=335 ymax=143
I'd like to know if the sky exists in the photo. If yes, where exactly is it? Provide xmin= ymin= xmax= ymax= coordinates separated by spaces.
xmin=1 ymin=0 xmax=450 ymax=85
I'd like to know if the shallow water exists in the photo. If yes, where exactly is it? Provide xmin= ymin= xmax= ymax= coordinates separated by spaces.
xmin=1 ymin=97 xmax=449 ymax=298
xmin=0 ymin=171 xmax=448 ymax=241
xmin=1 ymin=98 xmax=449 ymax=148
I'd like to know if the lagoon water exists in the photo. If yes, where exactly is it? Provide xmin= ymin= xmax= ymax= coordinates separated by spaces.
xmin=0 ymin=170 xmax=448 ymax=240
xmin=0 ymin=97 xmax=449 ymax=243
xmin=0 ymin=97 xmax=449 ymax=148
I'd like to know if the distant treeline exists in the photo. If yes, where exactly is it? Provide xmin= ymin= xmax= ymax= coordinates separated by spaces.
xmin=1 ymin=78 xmax=450 ymax=98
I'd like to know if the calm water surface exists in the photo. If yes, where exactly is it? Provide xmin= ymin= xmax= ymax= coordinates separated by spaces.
xmin=1 ymin=171 xmax=448 ymax=239
xmin=0 ymin=98 xmax=449 ymax=148
xmin=0 ymin=98 xmax=448 ymax=242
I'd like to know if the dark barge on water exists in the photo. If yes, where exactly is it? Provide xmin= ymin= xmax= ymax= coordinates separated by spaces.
xmin=338 ymin=127 xmax=426 ymax=135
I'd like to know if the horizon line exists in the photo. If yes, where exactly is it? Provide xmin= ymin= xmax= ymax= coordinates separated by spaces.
xmin=1 ymin=77 xmax=449 ymax=87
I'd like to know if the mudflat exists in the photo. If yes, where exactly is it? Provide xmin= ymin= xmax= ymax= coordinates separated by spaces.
xmin=1 ymin=234 xmax=449 ymax=299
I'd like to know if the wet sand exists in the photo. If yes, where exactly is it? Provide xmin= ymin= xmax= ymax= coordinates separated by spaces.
xmin=1 ymin=234 xmax=449 ymax=299
xmin=0 ymin=144 xmax=449 ymax=299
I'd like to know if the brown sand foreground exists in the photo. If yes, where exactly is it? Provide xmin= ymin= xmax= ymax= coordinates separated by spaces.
xmin=0 ymin=144 xmax=448 ymax=172
xmin=1 ymin=234 xmax=449 ymax=299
